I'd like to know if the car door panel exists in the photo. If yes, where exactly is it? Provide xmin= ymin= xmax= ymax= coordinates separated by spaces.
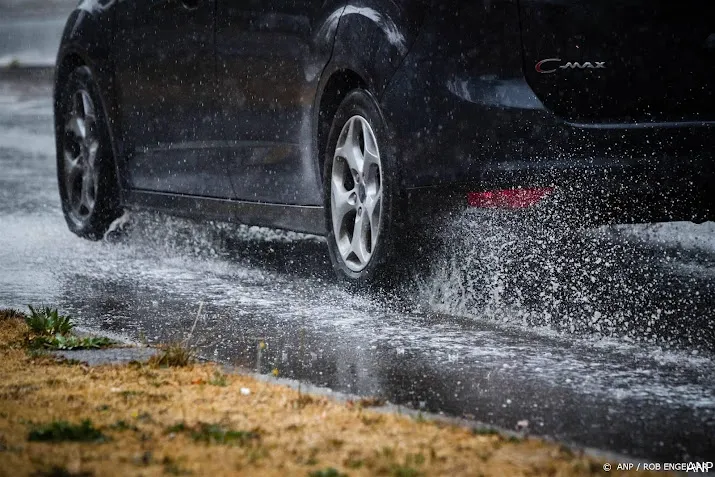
xmin=115 ymin=0 xmax=233 ymax=198
xmin=215 ymin=0 xmax=346 ymax=205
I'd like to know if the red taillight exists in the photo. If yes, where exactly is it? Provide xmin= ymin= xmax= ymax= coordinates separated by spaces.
xmin=467 ymin=188 xmax=553 ymax=209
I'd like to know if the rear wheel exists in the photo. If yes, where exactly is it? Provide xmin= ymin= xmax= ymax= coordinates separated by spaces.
xmin=323 ymin=89 xmax=405 ymax=286
xmin=57 ymin=66 xmax=121 ymax=240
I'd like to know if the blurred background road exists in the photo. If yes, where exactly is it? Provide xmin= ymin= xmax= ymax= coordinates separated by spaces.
xmin=0 ymin=0 xmax=74 ymax=66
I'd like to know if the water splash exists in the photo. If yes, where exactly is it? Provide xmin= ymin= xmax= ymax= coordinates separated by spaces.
xmin=413 ymin=206 xmax=715 ymax=350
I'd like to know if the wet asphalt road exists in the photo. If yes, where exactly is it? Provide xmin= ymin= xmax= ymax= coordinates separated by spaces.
xmin=1 ymin=70 xmax=714 ymax=463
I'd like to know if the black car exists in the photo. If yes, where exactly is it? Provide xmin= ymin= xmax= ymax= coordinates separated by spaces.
xmin=54 ymin=0 xmax=715 ymax=284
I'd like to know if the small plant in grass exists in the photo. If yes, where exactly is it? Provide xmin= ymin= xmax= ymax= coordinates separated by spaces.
xmin=23 ymin=305 xmax=114 ymax=350
xmin=148 ymin=343 xmax=195 ymax=368
xmin=150 ymin=302 xmax=203 ymax=368
xmin=192 ymin=423 xmax=260 ymax=446
xmin=28 ymin=419 xmax=106 ymax=443
xmin=49 ymin=334 xmax=114 ymax=350
xmin=309 ymin=468 xmax=347 ymax=477
xmin=109 ymin=420 xmax=138 ymax=432
xmin=167 ymin=422 xmax=260 ymax=446
xmin=208 ymin=370 xmax=228 ymax=386
xmin=29 ymin=333 xmax=114 ymax=350
xmin=26 ymin=305 xmax=73 ymax=336
xmin=166 ymin=422 xmax=188 ymax=434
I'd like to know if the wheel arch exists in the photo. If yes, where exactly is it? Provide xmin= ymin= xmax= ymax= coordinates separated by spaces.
xmin=313 ymin=1 xmax=429 ymax=193
xmin=315 ymin=67 xmax=368 ymax=182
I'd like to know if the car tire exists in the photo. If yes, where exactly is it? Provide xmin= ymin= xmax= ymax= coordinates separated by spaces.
xmin=57 ymin=66 xmax=121 ymax=240
xmin=323 ymin=89 xmax=407 ymax=286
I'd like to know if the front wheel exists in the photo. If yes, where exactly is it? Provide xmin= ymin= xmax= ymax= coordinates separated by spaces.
xmin=323 ymin=89 xmax=406 ymax=286
xmin=57 ymin=66 xmax=121 ymax=240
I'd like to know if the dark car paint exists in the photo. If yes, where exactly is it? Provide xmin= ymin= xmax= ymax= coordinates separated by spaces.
xmin=54 ymin=0 xmax=715 ymax=235
xmin=215 ymin=0 xmax=347 ymax=205
xmin=329 ymin=1 xmax=428 ymax=96
xmin=520 ymin=0 xmax=715 ymax=122
xmin=113 ymin=0 xmax=231 ymax=198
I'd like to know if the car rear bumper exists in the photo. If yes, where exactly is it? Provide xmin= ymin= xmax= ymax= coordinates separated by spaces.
xmin=384 ymin=74 xmax=715 ymax=223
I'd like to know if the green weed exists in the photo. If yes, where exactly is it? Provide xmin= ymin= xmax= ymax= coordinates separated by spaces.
xmin=26 ymin=306 xmax=73 ymax=336
xmin=167 ymin=422 xmax=260 ymax=446
xmin=37 ymin=334 xmax=114 ymax=350
xmin=23 ymin=306 xmax=113 ymax=350
xmin=28 ymin=420 xmax=106 ymax=443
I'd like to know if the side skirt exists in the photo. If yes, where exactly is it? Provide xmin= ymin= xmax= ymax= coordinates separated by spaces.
xmin=124 ymin=190 xmax=326 ymax=235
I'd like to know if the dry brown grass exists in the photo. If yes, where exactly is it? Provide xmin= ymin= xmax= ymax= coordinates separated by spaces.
xmin=0 ymin=310 xmax=665 ymax=477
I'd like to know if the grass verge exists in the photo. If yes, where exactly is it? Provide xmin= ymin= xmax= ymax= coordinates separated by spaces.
xmin=0 ymin=309 xmax=664 ymax=476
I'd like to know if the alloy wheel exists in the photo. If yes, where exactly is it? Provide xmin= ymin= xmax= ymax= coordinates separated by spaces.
xmin=62 ymin=89 xmax=100 ymax=225
xmin=331 ymin=115 xmax=383 ymax=272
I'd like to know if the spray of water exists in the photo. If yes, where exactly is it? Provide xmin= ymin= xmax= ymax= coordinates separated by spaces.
xmin=411 ymin=205 xmax=715 ymax=350
xmin=107 ymin=204 xmax=714 ymax=350
xmin=111 ymin=211 xmax=323 ymax=260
